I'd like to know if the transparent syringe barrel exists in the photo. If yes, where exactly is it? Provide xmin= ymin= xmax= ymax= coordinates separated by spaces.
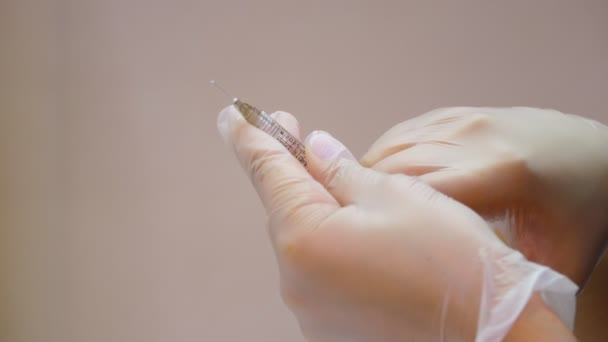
xmin=234 ymin=100 xmax=307 ymax=167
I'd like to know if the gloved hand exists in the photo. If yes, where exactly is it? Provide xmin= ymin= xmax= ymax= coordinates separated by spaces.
xmin=217 ymin=105 xmax=577 ymax=341
xmin=361 ymin=107 xmax=608 ymax=288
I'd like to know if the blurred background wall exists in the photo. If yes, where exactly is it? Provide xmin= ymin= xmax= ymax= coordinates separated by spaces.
xmin=1 ymin=0 xmax=607 ymax=341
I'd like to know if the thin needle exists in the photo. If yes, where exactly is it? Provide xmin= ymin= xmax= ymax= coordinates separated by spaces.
xmin=210 ymin=80 xmax=237 ymax=102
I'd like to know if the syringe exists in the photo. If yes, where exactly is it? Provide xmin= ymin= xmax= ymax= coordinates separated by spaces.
xmin=211 ymin=81 xmax=307 ymax=167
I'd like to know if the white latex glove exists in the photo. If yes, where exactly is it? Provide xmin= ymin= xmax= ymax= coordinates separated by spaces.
xmin=217 ymin=106 xmax=578 ymax=341
xmin=361 ymin=107 xmax=608 ymax=288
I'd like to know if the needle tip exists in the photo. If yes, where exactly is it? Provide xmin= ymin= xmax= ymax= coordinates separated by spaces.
xmin=210 ymin=80 xmax=235 ymax=101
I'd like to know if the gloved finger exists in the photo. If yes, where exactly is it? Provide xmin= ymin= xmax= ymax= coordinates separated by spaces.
xmin=361 ymin=107 xmax=472 ymax=167
xmin=269 ymin=111 xmax=301 ymax=141
xmin=304 ymin=130 xmax=433 ymax=207
xmin=370 ymin=141 xmax=462 ymax=176
xmin=217 ymin=105 xmax=339 ymax=239
xmin=304 ymin=130 xmax=373 ymax=206
xmin=365 ymin=134 xmax=534 ymax=215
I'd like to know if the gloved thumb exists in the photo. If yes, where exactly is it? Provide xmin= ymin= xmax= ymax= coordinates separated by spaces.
xmin=305 ymin=131 xmax=389 ymax=206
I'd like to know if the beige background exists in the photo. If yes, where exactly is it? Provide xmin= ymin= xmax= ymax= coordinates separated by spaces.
xmin=1 ymin=0 xmax=607 ymax=341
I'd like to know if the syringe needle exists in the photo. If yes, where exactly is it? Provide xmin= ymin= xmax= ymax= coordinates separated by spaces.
xmin=210 ymin=80 xmax=236 ymax=103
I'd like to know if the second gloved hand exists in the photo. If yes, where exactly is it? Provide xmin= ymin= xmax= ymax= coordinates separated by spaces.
xmin=361 ymin=107 xmax=608 ymax=288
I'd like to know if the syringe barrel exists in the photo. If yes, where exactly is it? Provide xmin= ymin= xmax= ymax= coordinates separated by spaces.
xmin=234 ymin=99 xmax=307 ymax=167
